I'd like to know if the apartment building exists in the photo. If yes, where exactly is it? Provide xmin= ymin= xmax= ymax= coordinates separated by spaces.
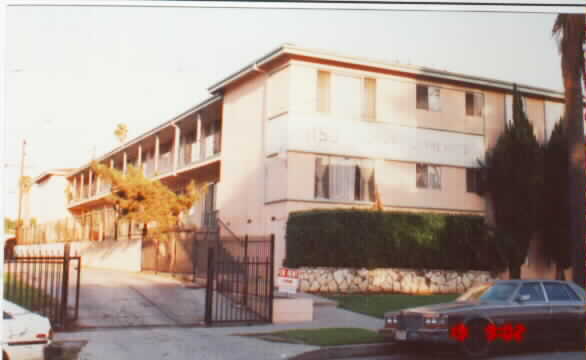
xmin=59 ymin=44 xmax=565 ymax=276
xmin=20 ymin=169 xmax=75 ymax=244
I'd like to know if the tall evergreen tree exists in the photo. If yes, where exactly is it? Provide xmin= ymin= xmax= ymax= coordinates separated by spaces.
xmin=541 ymin=120 xmax=570 ymax=279
xmin=552 ymin=14 xmax=585 ymax=288
xmin=480 ymin=85 xmax=543 ymax=279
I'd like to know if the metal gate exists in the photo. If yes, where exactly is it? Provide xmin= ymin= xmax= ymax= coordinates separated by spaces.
xmin=141 ymin=230 xmax=220 ymax=282
xmin=3 ymin=243 xmax=81 ymax=330
xmin=204 ymin=234 xmax=275 ymax=326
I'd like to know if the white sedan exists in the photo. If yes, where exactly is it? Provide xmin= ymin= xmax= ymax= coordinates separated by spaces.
xmin=2 ymin=300 xmax=53 ymax=360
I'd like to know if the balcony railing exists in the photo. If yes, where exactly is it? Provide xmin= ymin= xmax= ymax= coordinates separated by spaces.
xmin=178 ymin=132 xmax=221 ymax=169
xmin=70 ymin=123 xmax=222 ymax=205
xmin=158 ymin=151 xmax=173 ymax=175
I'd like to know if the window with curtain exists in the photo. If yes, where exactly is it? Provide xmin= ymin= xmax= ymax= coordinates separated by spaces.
xmin=315 ymin=156 xmax=375 ymax=201
xmin=416 ymin=164 xmax=442 ymax=190
xmin=356 ymin=159 xmax=375 ymax=201
xmin=362 ymin=78 xmax=377 ymax=121
xmin=416 ymin=85 xmax=428 ymax=110
xmin=466 ymin=92 xmax=484 ymax=117
xmin=314 ymin=157 xmax=330 ymax=199
xmin=505 ymin=94 xmax=528 ymax=126
xmin=416 ymin=84 xmax=441 ymax=112
xmin=317 ymin=70 xmax=331 ymax=113
xmin=428 ymin=86 xmax=441 ymax=112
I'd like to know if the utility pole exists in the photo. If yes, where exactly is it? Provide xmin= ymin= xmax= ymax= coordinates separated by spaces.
xmin=16 ymin=140 xmax=26 ymax=243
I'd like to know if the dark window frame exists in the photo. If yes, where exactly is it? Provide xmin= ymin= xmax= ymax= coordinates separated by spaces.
xmin=416 ymin=84 xmax=429 ymax=110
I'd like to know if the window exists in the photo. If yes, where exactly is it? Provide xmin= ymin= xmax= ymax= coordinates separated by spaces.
xmin=362 ymin=78 xmax=376 ymax=121
xmin=416 ymin=85 xmax=441 ymax=111
xmin=416 ymin=164 xmax=441 ymax=190
xmin=466 ymin=168 xmax=483 ymax=194
xmin=543 ymin=283 xmax=581 ymax=301
xmin=317 ymin=70 xmax=331 ymax=113
xmin=314 ymin=156 xmax=375 ymax=202
xmin=315 ymin=157 xmax=330 ymax=199
xmin=505 ymin=94 xmax=528 ymax=126
xmin=518 ymin=283 xmax=546 ymax=302
xmin=466 ymin=92 xmax=484 ymax=117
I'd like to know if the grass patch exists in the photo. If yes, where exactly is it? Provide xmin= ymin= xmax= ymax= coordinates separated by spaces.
xmin=4 ymin=273 xmax=58 ymax=312
xmin=327 ymin=294 xmax=460 ymax=319
xmin=241 ymin=328 xmax=386 ymax=347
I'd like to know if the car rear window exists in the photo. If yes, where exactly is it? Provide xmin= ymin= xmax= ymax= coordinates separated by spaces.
xmin=543 ymin=283 xmax=581 ymax=301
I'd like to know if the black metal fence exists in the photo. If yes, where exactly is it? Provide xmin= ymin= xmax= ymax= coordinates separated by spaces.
xmin=204 ymin=235 xmax=275 ymax=326
xmin=140 ymin=226 xmax=273 ymax=283
xmin=3 ymin=244 xmax=81 ymax=329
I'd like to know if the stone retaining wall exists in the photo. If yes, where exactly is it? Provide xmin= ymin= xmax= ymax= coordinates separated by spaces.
xmin=297 ymin=267 xmax=497 ymax=295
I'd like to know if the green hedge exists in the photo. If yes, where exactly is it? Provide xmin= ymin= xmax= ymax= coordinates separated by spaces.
xmin=284 ymin=209 xmax=504 ymax=271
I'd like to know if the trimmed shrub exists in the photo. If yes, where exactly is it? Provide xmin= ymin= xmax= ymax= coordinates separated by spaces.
xmin=284 ymin=209 xmax=504 ymax=272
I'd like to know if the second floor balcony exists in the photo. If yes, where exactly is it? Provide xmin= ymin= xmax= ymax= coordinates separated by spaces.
xmin=68 ymin=96 xmax=223 ymax=207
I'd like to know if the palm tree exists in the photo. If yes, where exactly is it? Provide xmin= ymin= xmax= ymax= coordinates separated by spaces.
xmin=552 ymin=14 xmax=585 ymax=288
xmin=114 ymin=123 xmax=128 ymax=144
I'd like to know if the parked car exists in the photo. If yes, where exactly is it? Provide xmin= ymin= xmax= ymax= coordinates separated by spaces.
xmin=379 ymin=280 xmax=585 ymax=358
xmin=2 ymin=300 xmax=53 ymax=360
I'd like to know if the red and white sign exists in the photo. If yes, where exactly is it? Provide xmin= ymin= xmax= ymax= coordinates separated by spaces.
xmin=277 ymin=268 xmax=300 ymax=294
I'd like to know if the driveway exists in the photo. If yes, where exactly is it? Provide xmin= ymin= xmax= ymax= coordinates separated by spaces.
xmin=72 ymin=268 xmax=206 ymax=328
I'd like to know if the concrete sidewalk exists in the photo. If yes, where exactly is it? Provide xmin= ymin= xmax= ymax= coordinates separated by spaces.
xmin=58 ymin=268 xmax=384 ymax=360
xmin=56 ymin=302 xmax=383 ymax=360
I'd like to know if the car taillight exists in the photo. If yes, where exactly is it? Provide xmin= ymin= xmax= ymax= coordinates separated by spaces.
xmin=37 ymin=329 xmax=52 ymax=340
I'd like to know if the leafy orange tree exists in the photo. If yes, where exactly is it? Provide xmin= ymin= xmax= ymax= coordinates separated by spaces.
xmin=90 ymin=161 xmax=209 ymax=240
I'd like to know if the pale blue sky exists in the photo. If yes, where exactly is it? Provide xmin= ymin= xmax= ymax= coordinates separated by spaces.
xmin=3 ymin=5 xmax=564 ymax=219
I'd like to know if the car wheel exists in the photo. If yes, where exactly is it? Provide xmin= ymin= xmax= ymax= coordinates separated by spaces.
xmin=461 ymin=320 xmax=491 ymax=359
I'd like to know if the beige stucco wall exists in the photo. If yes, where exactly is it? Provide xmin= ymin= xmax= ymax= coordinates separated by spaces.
xmin=289 ymin=63 xmax=318 ymax=116
xmin=290 ymin=61 xmax=486 ymax=135
xmin=218 ymin=72 xmax=269 ymax=238
xmin=377 ymin=160 xmax=484 ymax=212
xmin=378 ymin=78 xmax=485 ymax=135
xmin=281 ymin=152 xmax=484 ymax=214
xmin=267 ymin=65 xmax=290 ymax=119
